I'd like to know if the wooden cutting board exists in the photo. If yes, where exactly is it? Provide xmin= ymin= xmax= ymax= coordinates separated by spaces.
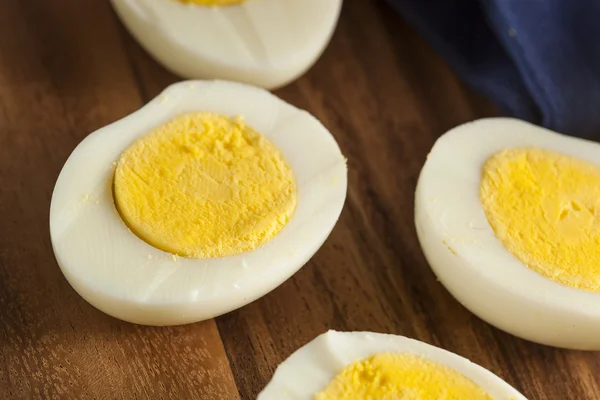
xmin=1 ymin=0 xmax=598 ymax=398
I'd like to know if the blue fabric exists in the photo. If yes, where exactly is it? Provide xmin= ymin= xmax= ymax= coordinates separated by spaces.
xmin=388 ymin=0 xmax=600 ymax=138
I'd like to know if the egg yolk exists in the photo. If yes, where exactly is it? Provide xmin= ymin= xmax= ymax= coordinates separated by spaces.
xmin=113 ymin=112 xmax=297 ymax=258
xmin=176 ymin=0 xmax=247 ymax=5
xmin=315 ymin=353 xmax=492 ymax=400
xmin=481 ymin=148 xmax=600 ymax=292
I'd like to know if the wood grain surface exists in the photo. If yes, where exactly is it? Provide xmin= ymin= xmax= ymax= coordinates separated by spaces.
xmin=1 ymin=0 xmax=599 ymax=399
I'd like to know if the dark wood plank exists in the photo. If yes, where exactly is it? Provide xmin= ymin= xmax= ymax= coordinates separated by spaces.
xmin=0 ymin=1 xmax=238 ymax=399
xmin=209 ymin=1 xmax=598 ymax=399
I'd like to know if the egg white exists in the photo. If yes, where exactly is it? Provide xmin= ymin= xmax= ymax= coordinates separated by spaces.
xmin=258 ymin=330 xmax=526 ymax=399
xmin=415 ymin=117 xmax=600 ymax=349
xmin=110 ymin=0 xmax=342 ymax=89
xmin=49 ymin=80 xmax=347 ymax=326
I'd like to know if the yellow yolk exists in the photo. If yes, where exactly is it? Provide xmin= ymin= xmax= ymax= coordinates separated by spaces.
xmin=113 ymin=112 xmax=297 ymax=258
xmin=481 ymin=148 xmax=600 ymax=292
xmin=315 ymin=353 xmax=492 ymax=400
xmin=176 ymin=0 xmax=247 ymax=6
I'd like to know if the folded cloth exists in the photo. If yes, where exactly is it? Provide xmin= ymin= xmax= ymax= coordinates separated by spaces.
xmin=388 ymin=0 xmax=600 ymax=138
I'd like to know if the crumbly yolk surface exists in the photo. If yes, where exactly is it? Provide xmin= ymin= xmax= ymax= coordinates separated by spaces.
xmin=114 ymin=112 xmax=296 ymax=258
xmin=315 ymin=353 xmax=492 ymax=400
xmin=481 ymin=148 xmax=600 ymax=292
xmin=176 ymin=0 xmax=246 ymax=6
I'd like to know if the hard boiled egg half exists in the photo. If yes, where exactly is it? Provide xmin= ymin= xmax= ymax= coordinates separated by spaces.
xmin=416 ymin=118 xmax=600 ymax=349
xmin=258 ymin=330 xmax=526 ymax=399
xmin=49 ymin=80 xmax=347 ymax=326
xmin=110 ymin=0 xmax=342 ymax=89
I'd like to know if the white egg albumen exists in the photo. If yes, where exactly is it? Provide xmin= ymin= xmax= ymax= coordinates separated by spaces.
xmin=415 ymin=118 xmax=600 ymax=349
xmin=258 ymin=330 xmax=526 ymax=399
xmin=110 ymin=0 xmax=342 ymax=90
xmin=50 ymin=80 xmax=347 ymax=326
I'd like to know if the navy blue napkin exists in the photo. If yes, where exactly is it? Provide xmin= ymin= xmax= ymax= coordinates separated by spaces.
xmin=388 ymin=0 xmax=600 ymax=138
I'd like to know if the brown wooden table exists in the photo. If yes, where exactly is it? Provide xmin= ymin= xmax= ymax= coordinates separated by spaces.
xmin=1 ymin=1 xmax=599 ymax=399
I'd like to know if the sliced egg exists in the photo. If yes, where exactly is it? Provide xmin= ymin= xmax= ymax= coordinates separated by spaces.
xmin=110 ymin=0 xmax=342 ymax=89
xmin=258 ymin=330 xmax=526 ymax=399
xmin=416 ymin=117 xmax=600 ymax=349
xmin=49 ymin=80 xmax=347 ymax=326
